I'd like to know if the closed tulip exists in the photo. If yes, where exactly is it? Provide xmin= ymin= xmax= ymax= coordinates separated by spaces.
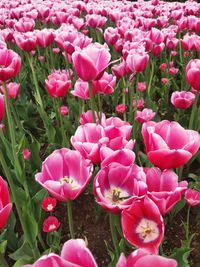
xmin=142 ymin=120 xmax=200 ymax=169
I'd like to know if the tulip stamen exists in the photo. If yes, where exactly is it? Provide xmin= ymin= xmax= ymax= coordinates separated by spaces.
xmin=136 ymin=218 xmax=159 ymax=243
xmin=59 ymin=176 xmax=80 ymax=190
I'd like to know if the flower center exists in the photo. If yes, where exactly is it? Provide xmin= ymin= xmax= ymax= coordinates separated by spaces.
xmin=105 ymin=187 xmax=130 ymax=205
xmin=59 ymin=176 xmax=80 ymax=190
xmin=49 ymin=224 xmax=56 ymax=231
xmin=47 ymin=204 xmax=53 ymax=211
xmin=136 ymin=218 xmax=159 ymax=243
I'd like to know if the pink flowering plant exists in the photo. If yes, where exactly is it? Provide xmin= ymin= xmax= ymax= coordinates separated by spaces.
xmin=0 ymin=0 xmax=199 ymax=266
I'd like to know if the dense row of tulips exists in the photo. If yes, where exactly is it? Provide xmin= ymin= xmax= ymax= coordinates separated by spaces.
xmin=0 ymin=0 xmax=200 ymax=266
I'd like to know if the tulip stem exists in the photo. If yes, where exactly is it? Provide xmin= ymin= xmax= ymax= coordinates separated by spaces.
xmin=0 ymin=253 xmax=9 ymax=267
xmin=89 ymin=81 xmax=100 ymax=123
xmin=186 ymin=206 xmax=191 ymax=241
xmin=67 ymin=200 xmax=75 ymax=238
xmin=189 ymin=94 xmax=199 ymax=130
xmin=147 ymin=60 xmax=154 ymax=97
xmin=0 ymin=149 xmax=40 ymax=260
xmin=109 ymin=213 xmax=120 ymax=257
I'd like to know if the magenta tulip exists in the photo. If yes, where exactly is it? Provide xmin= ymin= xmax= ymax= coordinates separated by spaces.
xmin=0 ymin=49 xmax=21 ymax=81
xmin=142 ymin=120 xmax=200 ymax=169
xmin=122 ymin=197 xmax=164 ymax=254
xmin=45 ymin=70 xmax=71 ymax=98
xmin=72 ymin=43 xmax=111 ymax=81
xmin=185 ymin=189 xmax=200 ymax=206
xmin=23 ymin=239 xmax=97 ymax=267
xmin=116 ymin=249 xmax=177 ymax=267
xmin=186 ymin=59 xmax=200 ymax=91
xmin=145 ymin=168 xmax=188 ymax=214
xmin=171 ymin=91 xmax=195 ymax=109
xmin=0 ymin=176 xmax=12 ymax=230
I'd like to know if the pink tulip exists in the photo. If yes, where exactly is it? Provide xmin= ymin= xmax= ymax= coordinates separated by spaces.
xmin=186 ymin=59 xmax=200 ymax=91
xmin=104 ymin=27 xmax=120 ymax=45
xmin=0 ymin=176 xmax=12 ymax=230
xmin=23 ymin=148 xmax=31 ymax=160
xmin=94 ymin=163 xmax=146 ymax=213
xmin=100 ymin=147 xmax=135 ymax=168
xmin=59 ymin=106 xmax=69 ymax=116
xmin=60 ymin=239 xmax=97 ymax=267
xmin=71 ymin=79 xmax=91 ymax=100
xmin=171 ymin=91 xmax=195 ymax=109
xmin=116 ymin=249 xmax=177 ymax=267
xmin=86 ymin=14 xmax=107 ymax=28
xmin=142 ymin=120 xmax=200 ymax=169
xmin=72 ymin=43 xmax=111 ymax=81
xmin=24 ymin=239 xmax=97 ymax=267
xmin=45 ymin=70 xmax=71 ymax=98
xmin=145 ymin=168 xmax=188 ymax=214
xmin=161 ymin=78 xmax=169 ymax=85
xmin=80 ymin=110 xmax=106 ymax=125
xmin=71 ymin=123 xmax=108 ymax=163
xmin=14 ymin=18 xmax=35 ymax=32
xmin=0 ymin=49 xmax=21 ymax=81
xmin=149 ymin=28 xmax=164 ymax=45
xmin=152 ymin=43 xmax=165 ymax=57
xmin=35 ymin=148 xmax=93 ymax=201
xmin=121 ymin=197 xmax=164 ymax=254
xmin=14 ymin=32 xmax=37 ymax=52
xmin=126 ymin=52 xmax=149 ymax=73
xmin=36 ymin=29 xmax=55 ymax=48
xmin=137 ymin=82 xmax=147 ymax=92
xmin=135 ymin=108 xmax=156 ymax=124
xmin=92 ymin=72 xmax=116 ymax=95
xmin=112 ymin=61 xmax=128 ymax=79
xmin=116 ymin=104 xmax=127 ymax=114
xmin=185 ymin=189 xmax=200 ymax=206
xmin=1 ymin=82 xmax=20 ymax=99
xmin=0 ymin=94 xmax=4 ymax=122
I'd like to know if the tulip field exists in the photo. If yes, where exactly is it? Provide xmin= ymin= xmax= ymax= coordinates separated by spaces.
xmin=0 ymin=0 xmax=200 ymax=266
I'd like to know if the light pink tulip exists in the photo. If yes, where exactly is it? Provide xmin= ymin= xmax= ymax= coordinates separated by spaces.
xmin=0 ymin=49 xmax=21 ymax=81
xmin=135 ymin=108 xmax=156 ymax=124
xmin=35 ymin=149 xmax=93 ymax=201
xmin=0 ymin=176 xmax=12 ymax=230
xmin=171 ymin=91 xmax=195 ymax=109
xmin=94 ymin=163 xmax=146 ymax=213
xmin=72 ymin=43 xmax=111 ymax=81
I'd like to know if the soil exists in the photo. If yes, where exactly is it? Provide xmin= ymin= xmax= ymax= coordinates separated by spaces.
xmin=55 ymin=191 xmax=200 ymax=267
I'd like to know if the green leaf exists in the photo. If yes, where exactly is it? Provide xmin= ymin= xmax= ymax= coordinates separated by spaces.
xmin=22 ymin=203 xmax=38 ymax=247
xmin=0 ymin=241 xmax=7 ymax=254
xmin=13 ymin=258 xmax=31 ymax=267
xmin=170 ymin=245 xmax=192 ymax=267
xmin=9 ymin=241 xmax=33 ymax=261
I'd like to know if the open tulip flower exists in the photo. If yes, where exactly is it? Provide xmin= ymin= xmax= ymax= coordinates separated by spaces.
xmin=23 ymin=239 xmax=97 ymax=267
xmin=94 ymin=163 xmax=146 ymax=213
xmin=145 ymin=168 xmax=188 ymax=215
xmin=35 ymin=148 xmax=93 ymax=201
xmin=0 ymin=176 xmax=12 ymax=230
xmin=122 ymin=197 xmax=164 ymax=254
xmin=142 ymin=120 xmax=200 ymax=169
xmin=116 ymin=249 xmax=177 ymax=267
